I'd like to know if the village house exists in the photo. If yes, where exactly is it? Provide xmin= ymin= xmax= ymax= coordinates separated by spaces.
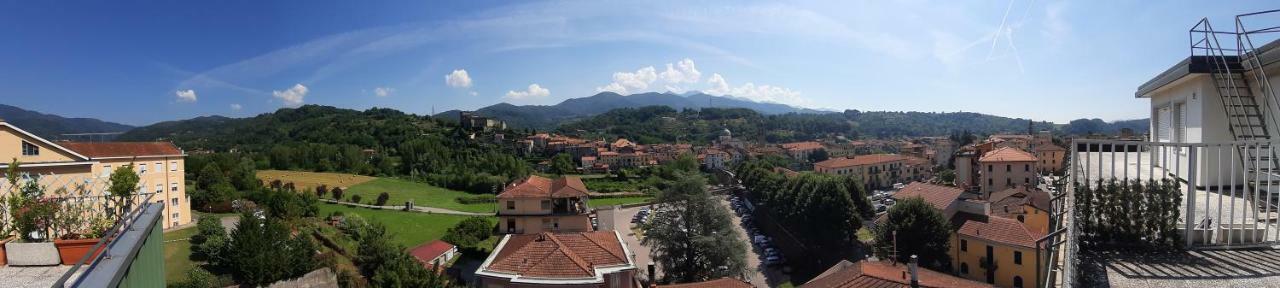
xmin=813 ymin=154 xmax=910 ymax=190
xmin=0 ymin=119 xmax=191 ymax=229
xmin=496 ymin=175 xmax=592 ymax=234
xmin=781 ymin=141 xmax=825 ymax=161
xmin=475 ymin=231 xmax=637 ymax=287
xmin=977 ymin=147 xmax=1039 ymax=198
xmin=409 ymin=240 xmax=459 ymax=271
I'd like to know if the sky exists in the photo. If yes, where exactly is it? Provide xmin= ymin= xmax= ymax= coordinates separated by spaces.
xmin=1 ymin=0 xmax=1278 ymax=126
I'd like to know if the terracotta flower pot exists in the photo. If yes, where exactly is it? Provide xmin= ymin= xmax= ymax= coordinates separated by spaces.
xmin=54 ymin=238 xmax=106 ymax=265
xmin=0 ymin=236 xmax=15 ymax=266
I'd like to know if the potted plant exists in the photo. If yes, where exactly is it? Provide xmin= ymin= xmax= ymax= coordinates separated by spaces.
xmin=52 ymin=183 xmax=111 ymax=265
xmin=4 ymin=171 xmax=61 ymax=266
xmin=0 ymin=193 xmax=14 ymax=266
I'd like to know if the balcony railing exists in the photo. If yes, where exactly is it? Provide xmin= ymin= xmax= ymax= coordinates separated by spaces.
xmin=53 ymin=201 xmax=165 ymax=287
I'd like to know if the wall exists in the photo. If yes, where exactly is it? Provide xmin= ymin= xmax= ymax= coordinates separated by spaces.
xmin=499 ymin=214 xmax=592 ymax=234
xmin=979 ymin=160 xmax=1037 ymax=197
xmin=0 ymin=125 xmax=83 ymax=164
xmin=951 ymin=235 xmax=1041 ymax=288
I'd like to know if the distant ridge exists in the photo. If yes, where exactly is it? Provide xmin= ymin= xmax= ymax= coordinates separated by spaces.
xmin=0 ymin=104 xmax=134 ymax=140
xmin=436 ymin=91 xmax=831 ymax=129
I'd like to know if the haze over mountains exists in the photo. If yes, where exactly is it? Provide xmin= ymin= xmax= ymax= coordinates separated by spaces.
xmin=2 ymin=90 xmax=1148 ymax=142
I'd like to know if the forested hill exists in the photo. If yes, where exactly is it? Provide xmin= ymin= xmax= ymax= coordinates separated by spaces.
xmin=0 ymin=104 xmax=134 ymax=140
xmin=435 ymin=91 xmax=831 ymax=129
xmin=556 ymin=106 xmax=1148 ymax=144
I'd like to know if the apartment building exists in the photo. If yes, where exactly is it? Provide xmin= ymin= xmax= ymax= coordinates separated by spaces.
xmin=0 ymin=120 xmax=190 ymax=229
xmin=977 ymin=147 xmax=1038 ymax=198
xmin=496 ymin=175 xmax=593 ymax=234
xmin=1031 ymin=143 xmax=1066 ymax=175
xmin=814 ymin=154 xmax=910 ymax=189
xmin=781 ymin=141 xmax=825 ymax=161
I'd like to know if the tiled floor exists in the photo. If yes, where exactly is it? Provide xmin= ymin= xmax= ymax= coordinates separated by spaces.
xmin=1081 ymin=248 xmax=1280 ymax=287
xmin=0 ymin=265 xmax=79 ymax=288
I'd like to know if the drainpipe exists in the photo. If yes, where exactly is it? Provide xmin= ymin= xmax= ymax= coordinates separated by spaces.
xmin=909 ymin=255 xmax=920 ymax=288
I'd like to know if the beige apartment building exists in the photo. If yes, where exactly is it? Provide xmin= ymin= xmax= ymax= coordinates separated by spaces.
xmin=978 ymin=147 xmax=1038 ymax=198
xmin=0 ymin=120 xmax=190 ymax=229
xmin=496 ymin=175 xmax=593 ymax=234
xmin=1032 ymin=143 xmax=1067 ymax=175
xmin=814 ymin=154 xmax=910 ymax=189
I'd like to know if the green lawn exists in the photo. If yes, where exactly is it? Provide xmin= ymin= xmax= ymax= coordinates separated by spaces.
xmin=588 ymin=196 xmax=653 ymax=207
xmin=319 ymin=202 xmax=491 ymax=248
xmin=163 ymin=225 xmax=200 ymax=284
xmin=345 ymin=178 xmax=495 ymax=213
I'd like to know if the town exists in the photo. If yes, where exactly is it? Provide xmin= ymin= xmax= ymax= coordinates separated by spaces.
xmin=3 ymin=2 xmax=1280 ymax=288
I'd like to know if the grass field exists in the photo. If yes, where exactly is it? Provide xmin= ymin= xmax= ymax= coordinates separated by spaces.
xmin=346 ymin=178 xmax=495 ymax=213
xmin=163 ymin=225 xmax=200 ymax=283
xmin=588 ymin=196 xmax=653 ymax=207
xmin=257 ymin=170 xmax=377 ymax=191
xmin=319 ymin=202 xmax=490 ymax=248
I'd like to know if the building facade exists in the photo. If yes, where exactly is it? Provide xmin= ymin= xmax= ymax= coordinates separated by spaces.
xmin=496 ymin=175 xmax=593 ymax=234
xmin=977 ymin=147 xmax=1038 ymax=198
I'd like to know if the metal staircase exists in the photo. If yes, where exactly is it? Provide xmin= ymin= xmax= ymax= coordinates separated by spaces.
xmin=1192 ymin=14 xmax=1280 ymax=211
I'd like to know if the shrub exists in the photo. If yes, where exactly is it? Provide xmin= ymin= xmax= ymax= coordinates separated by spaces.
xmin=351 ymin=195 xmax=362 ymax=204
xmin=170 ymin=267 xmax=218 ymax=288
xmin=1076 ymin=178 xmax=1181 ymax=250
xmin=375 ymin=192 xmax=390 ymax=206
xmin=331 ymin=187 xmax=345 ymax=201
xmin=316 ymin=185 xmax=328 ymax=197
xmin=441 ymin=217 xmax=493 ymax=248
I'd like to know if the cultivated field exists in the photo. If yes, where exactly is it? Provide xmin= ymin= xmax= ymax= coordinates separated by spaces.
xmin=256 ymin=170 xmax=377 ymax=191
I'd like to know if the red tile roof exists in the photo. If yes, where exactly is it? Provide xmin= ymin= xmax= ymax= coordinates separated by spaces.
xmin=658 ymin=277 xmax=753 ymax=288
xmin=409 ymin=240 xmax=456 ymax=267
xmin=990 ymin=186 xmax=1052 ymax=216
xmin=978 ymin=147 xmax=1037 ymax=163
xmin=498 ymin=175 xmax=590 ymax=199
xmin=59 ymin=142 xmax=183 ymax=158
xmin=892 ymin=182 xmax=964 ymax=212
xmin=802 ymin=260 xmax=991 ymax=288
xmin=782 ymin=141 xmax=824 ymax=151
xmin=1033 ymin=143 xmax=1067 ymax=152
xmin=957 ymin=215 xmax=1045 ymax=249
xmin=485 ymin=231 xmax=631 ymax=279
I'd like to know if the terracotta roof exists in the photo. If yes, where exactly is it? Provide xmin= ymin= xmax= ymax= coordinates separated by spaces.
xmin=815 ymin=154 xmax=909 ymax=169
xmin=497 ymin=175 xmax=590 ymax=199
xmin=802 ymin=260 xmax=991 ymax=288
xmin=978 ymin=147 xmax=1037 ymax=163
xmin=611 ymin=138 xmax=634 ymax=148
xmin=485 ymin=231 xmax=631 ymax=279
xmin=59 ymin=142 xmax=183 ymax=158
xmin=892 ymin=182 xmax=964 ymax=211
xmin=1033 ymin=143 xmax=1067 ymax=152
xmin=409 ymin=240 xmax=456 ymax=267
xmin=990 ymin=186 xmax=1052 ymax=216
xmin=956 ymin=215 xmax=1045 ymax=249
xmin=658 ymin=277 xmax=753 ymax=288
xmin=782 ymin=141 xmax=824 ymax=151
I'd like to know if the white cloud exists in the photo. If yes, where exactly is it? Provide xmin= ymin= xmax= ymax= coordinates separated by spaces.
xmin=175 ymin=89 xmax=197 ymax=102
xmin=445 ymin=69 xmax=472 ymax=88
xmin=272 ymin=84 xmax=309 ymax=107
xmin=374 ymin=86 xmax=394 ymax=97
xmin=505 ymin=84 xmax=550 ymax=100
xmin=470 ymin=91 xmax=478 ymax=96
xmin=230 ymin=103 xmax=242 ymax=111
xmin=597 ymin=58 xmax=706 ymax=94
xmin=703 ymin=73 xmax=805 ymax=105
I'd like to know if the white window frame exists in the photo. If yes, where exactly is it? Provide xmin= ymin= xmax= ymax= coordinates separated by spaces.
xmin=140 ymin=163 xmax=148 ymax=174
xmin=170 ymin=161 xmax=178 ymax=171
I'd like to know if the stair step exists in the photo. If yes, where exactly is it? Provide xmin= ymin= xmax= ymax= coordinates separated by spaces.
xmin=1237 ymin=135 xmax=1271 ymax=139
xmin=1227 ymin=104 xmax=1260 ymax=107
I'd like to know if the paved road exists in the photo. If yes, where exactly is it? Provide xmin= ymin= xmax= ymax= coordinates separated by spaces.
xmin=717 ymin=196 xmax=790 ymax=287
xmin=614 ymin=205 xmax=658 ymax=283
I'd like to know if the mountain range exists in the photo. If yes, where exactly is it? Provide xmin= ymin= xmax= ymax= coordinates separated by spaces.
xmin=0 ymin=104 xmax=134 ymax=140
xmin=435 ymin=91 xmax=832 ymax=129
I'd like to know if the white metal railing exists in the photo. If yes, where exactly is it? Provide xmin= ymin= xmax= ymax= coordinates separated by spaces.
xmin=1070 ymin=139 xmax=1280 ymax=249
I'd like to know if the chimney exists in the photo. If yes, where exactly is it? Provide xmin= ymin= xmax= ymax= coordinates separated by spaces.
xmin=909 ymin=255 xmax=920 ymax=288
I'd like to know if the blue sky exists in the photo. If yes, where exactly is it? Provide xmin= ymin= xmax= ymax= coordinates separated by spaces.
xmin=1 ymin=1 xmax=1276 ymax=126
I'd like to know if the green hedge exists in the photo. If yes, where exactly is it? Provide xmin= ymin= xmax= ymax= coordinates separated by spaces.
xmin=1075 ymin=178 xmax=1181 ymax=250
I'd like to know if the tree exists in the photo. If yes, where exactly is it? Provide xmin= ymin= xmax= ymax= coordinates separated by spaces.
xmin=315 ymin=185 xmax=328 ymax=197
xmin=192 ymin=216 xmax=228 ymax=263
xmin=331 ymin=187 xmax=345 ymax=201
xmin=350 ymin=194 xmax=362 ymax=204
xmin=937 ymin=169 xmax=956 ymax=185
xmin=807 ymin=149 xmax=830 ymax=163
xmin=643 ymin=173 xmax=747 ymax=283
xmin=550 ymin=153 xmax=576 ymax=175
xmin=223 ymin=212 xmax=317 ymax=285
xmin=441 ymin=217 xmax=493 ymax=248
xmin=108 ymin=163 xmax=141 ymax=217
xmin=841 ymin=176 xmax=876 ymax=219
xmin=355 ymin=223 xmax=450 ymax=287
xmin=874 ymin=197 xmax=952 ymax=270
xmin=375 ymin=192 xmax=390 ymax=206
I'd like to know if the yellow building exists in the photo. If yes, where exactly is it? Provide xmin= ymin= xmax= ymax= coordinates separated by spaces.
xmin=950 ymin=215 xmax=1045 ymax=288
xmin=0 ymin=120 xmax=190 ymax=230
xmin=496 ymin=175 xmax=592 ymax=234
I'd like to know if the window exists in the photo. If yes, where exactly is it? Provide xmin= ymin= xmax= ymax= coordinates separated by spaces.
xmin=171 ymin=212 xmax=180 ymax=220
xmin=506 ymin=201 xmax=515 ymax=210
xmin=170 ymin=161 xmax=178 ymax=171
xmin=171 ymin=182 xmax=179 ymax=192
xmin=20 ymin=141 xmax=39 ymax=156
xmin=1006 ymin=164 xmax=1011 ymax=172
xmin=140 ymin=164 xmax=148 ymax=174
xmin=960 ymin=263 xmax=969 ymax=274
xmin=1013 ymin=276 xmax=1024 ymax=288
xmin=987 ymin=165 xmax=992 ymax=172
xmin=171 ymin=197 xmax=180 ymax=206
xmin=1006 ymin=178 xmax=1012 ymax=186
xmin=1024 ymin=164 xmax=1030 ymax=171
xmin=988 ymin=178 xmax=993 ymax=186
xmin=1014 ymin=251 xmax=1023 ymax=265
xmin=1024 ymin=178 xmax=1030 ymax=184
xmin=961 ymin=239 xmax=968 ymax=251
xmin=1017 ymin=215 xmax=1025 ymax=222
xmin=102 ymin=165 xmax=112 ymax=177
xmin=155 ymin=184 xmax=163 ymax=193
xmin=541 ymin=200 xmax=551 ymax=210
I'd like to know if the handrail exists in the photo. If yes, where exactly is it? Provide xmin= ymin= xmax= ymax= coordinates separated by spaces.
xmin=51 ymin=192 xmax=157 ymax=287
xmin=1237 ymin=11 xmax=1280 ymax=174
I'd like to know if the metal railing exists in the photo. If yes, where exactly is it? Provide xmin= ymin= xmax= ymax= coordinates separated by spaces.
xmin=1070 ymin=139 xmax=1280 ymax=249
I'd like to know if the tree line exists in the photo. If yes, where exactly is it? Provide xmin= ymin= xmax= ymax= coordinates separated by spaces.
xmin=733 ymin=160 xmax=875 ymax=265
